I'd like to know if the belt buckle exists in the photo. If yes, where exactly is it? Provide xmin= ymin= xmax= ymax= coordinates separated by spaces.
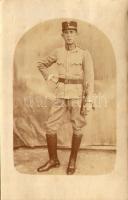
xmin=65 ymin=79 xmax=69 ymax=84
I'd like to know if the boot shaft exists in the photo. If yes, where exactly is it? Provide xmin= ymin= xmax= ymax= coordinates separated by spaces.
xmin=46 ymin=134 xmax=58 ymax=161
xmin=70 ymin=134 xmax=83 ymax=162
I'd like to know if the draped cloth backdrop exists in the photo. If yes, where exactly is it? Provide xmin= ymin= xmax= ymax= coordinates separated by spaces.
xmin=13 ymin=19 xmax=116 ymax=148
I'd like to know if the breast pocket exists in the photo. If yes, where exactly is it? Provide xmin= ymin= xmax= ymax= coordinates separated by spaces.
xmin=57 ymin=59 xmax=63 ymax=65
xmin=71 ymin=56 xmax=82 ymax=64
xmin=57 ymin=59 xmax=65 ymax=75
xmin=70 ymin=57 xmax=83 ymax=76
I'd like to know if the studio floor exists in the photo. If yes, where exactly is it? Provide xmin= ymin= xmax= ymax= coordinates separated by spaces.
xmin=14 ymin=147 xmax=116 ymax=175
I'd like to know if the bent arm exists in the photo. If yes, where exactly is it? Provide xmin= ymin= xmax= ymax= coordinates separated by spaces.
xmin=37 ymin=50 xmax=57 ymax=80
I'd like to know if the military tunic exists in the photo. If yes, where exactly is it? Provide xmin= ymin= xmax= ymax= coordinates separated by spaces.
xmin=38 ymin=46 xmax=94 ymax=135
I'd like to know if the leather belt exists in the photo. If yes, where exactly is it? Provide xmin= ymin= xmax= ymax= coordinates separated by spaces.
xmin=58 ymin=78 xmax=83 ymax=84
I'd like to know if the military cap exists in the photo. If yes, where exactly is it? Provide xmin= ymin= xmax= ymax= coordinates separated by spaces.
xmin=62 ymin=21 xmax=77 ymax=31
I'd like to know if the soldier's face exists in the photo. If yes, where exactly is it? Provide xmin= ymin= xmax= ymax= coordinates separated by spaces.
xmin=62 ymin=29 xmax=77 ymax=45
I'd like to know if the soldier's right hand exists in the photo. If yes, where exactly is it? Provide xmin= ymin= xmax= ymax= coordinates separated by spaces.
xmin=48 ymin=74 xmax=58 ymax=83
xmin=37 ymin=65 xmax=49 ymax=80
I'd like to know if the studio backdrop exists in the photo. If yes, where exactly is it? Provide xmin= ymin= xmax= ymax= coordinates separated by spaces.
xmin=13 ymin=19 xmax=116 ymax=148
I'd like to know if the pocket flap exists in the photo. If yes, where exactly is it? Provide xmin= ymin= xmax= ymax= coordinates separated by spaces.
xmin=57 ymin=59 xmax=64 ymax=65
xmin=70 ymin=57 xmax=82 ymax=65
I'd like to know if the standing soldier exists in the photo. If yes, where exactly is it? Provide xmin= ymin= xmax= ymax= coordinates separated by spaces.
xmin=37 ymin=21 xmax=94 ymax=175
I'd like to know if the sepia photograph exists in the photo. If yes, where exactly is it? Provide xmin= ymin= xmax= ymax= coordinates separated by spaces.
xmin=1 ymin=0 xmax=128 ymax=199
xmin=13 ymin=18 xmax=116 ymax=175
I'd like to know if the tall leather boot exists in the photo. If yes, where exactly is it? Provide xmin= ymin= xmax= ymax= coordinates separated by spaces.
xmin=67 ymin=134 xmax=82 ymax=175
xmin=37 ymin=134 xmax=60 ymax=172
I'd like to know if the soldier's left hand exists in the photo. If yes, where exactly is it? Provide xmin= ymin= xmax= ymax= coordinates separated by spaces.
xmin=84 ymin=102 xmax=93 ymax=115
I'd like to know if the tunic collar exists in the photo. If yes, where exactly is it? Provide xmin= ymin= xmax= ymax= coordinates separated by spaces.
xmin=64 ymin=46 xmax=78 ymax=53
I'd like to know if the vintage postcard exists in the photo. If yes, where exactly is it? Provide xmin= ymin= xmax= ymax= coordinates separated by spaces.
xmin=1 ymin=0 xmax=128 ymax=199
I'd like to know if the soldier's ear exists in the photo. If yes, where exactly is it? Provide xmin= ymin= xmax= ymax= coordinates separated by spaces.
xmin=61 ymin=32 xmax=64 ymax=38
